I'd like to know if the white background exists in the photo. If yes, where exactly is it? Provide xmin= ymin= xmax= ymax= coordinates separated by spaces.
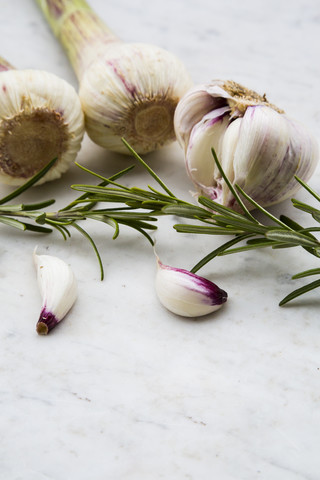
xmin=1 ymin=1 xmax=320 ymax=478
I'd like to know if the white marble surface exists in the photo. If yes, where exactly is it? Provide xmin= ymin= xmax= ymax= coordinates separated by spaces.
xmin=1 ymin=0 xmax=320 ymax=478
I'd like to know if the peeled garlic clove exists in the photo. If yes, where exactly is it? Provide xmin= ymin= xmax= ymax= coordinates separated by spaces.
xmin=0 ymin=66 xmax=84 ymax=186
xmin=34 ymin=252 xmax=77 ymax=335
xmin=174 ymin=80 xmax=319 ymax=211
xmin=155 ymin=259 xmax=227 ymax=317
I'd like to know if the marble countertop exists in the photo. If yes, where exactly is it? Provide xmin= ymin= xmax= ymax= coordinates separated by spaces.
xmin=1 ymin=0 xmax=320 ymax=478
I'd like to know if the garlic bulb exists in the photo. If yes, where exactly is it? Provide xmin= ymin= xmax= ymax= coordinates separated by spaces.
xmin=155 ymin=258 xmax=227 ymax=317
xmin=0 ymin=57 xmax=84 ymax=186
xmin=34 ymin=251 xmax=78 ymax=335
xmin=174 ymin=80 xmax=319 ymax=211
xmin=36 ymin=0 xmax=192 ymax=154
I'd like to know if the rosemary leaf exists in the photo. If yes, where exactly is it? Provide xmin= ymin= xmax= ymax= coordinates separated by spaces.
xmin=0 ymin=157 xmax=57 ymax=205
xmin=122 ymin=138 xmax=176 ymax=198
xmin=197 ymin=196 xmax=251 ymax=220
xmin=61 ymin=165 xmax=135 ymax=211
xmin=211 ymin=148 xmax=256 ymax=221
xmin=96 ymin=216 xmax=120 ymax=239
xmin=0 ymin=216 xmax=26 ymax=230
xmin=266 ymin=229 xmax=320 ymax=247
xmin=46 ymin=221 xmax=70 ymax=240
xmin=218 ymin=242 xmax=287 ymax=255
xmin=212 ymin=215 xmax=269 ymax=233
xmin=291 ymin=198 xmax=320 ymax=215
xmin=236 ymin=185 xmax=291 ymax=229
xmin=162 ymin=204 xmax=210 ymax=219
xmin=294 ymin=175 xmax=320 ymax=203
xmin=72 ymin=223 xmax=104 ymax=281
xmin=279 ymin=279 xmax=320 ymax=306
xmin=190 ymin=234 xmax=252 ymax=273
xmin=173 ymin=224 xmax=244 ymax=235
xmin=22 ymin=199 xmax=56 ymax=211
xmin=292 ymin=268 xmax=320 ymax=279
xmin=126 ymin=225 xmax=154 ymax=246
xmin=0 ymin=204 xmax=25 ymax=212
xmin=312 ymin=212 xmax=320 ymax=223
xmin=23 ymin=223 xmax=53 ymax=233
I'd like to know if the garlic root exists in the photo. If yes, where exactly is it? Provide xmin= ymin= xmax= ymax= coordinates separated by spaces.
xmin=0 ymin=56 xmax=84 ymax=186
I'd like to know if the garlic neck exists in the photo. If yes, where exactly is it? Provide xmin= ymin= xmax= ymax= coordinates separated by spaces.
xmin=222 ymin=80 xmax=284 ymax=115
xmin=36 ymin=0 xmax=119 ymax=79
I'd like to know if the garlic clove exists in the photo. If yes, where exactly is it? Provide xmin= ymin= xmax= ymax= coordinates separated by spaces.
xmin=0 ymin=68 xmax=84 ymax=186
xmin=226 ymin=106 xmax=319 ymax=208
xmin=155 ymin=259 xmax=227 ymax=317
xmin=185 ymin=107 xmax=230 ymax=203
xmin=34 ymin=251 xmax=77 ymax=335
xmin=174 ymin=84 xmax=227 ymax=150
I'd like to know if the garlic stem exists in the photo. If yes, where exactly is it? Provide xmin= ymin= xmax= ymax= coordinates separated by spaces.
xmin=0 ymin=57 xmax=85 ymax=186
xmin=36 ymin=0 xmax=193 ymax=154
xmin=35 ymin=0 xmax=118 ymax=78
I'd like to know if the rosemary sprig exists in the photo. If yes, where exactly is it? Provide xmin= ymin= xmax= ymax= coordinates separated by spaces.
xmin=1 ymin=141 xmax=320 ymax=305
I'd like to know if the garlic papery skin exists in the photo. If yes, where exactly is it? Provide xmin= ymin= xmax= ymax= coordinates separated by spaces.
xmin=174 ymin=80 xmax=319 ymax=211
xmin=155 ymin=259 xmax=227 ymax=317
xmin=0 ymin=64 xmax=84 ymax=186
xmin=0 ymin=57 xmax=14 ymax=72
xmin=34 ymin=252 xmax=78 ymax=335
xmin=36 ymin=0 xmax=192 ymax=154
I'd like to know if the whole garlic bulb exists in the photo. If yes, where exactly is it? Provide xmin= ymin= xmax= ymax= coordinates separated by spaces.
xmin=79 ymin=42 xmax=192 ymax=154
xmin=0 ymin=58 xmax=84 ymax=186
xmin=174 ymin=80 xmax=319 ymax=211
xmin=36 ymin=0 xmax=193 ymax=155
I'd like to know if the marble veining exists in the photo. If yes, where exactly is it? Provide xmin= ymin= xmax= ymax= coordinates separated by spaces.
xmin=1 ymin=0 xmax=320 ymax=479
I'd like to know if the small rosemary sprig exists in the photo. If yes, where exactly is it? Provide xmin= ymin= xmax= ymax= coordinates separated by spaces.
xmin=1 ymin=139 xmax=320 ymax=305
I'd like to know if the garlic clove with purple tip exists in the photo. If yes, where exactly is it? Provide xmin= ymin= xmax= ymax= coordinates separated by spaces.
xmin=155 ymin=259 xmax=227 ymax=317
xmin=34 ymin=251 xmax=77 ymax=335
xmin=174 ymin=80 xmax=319 ymax=211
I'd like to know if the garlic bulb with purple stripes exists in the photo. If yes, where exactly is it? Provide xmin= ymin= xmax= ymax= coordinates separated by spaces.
xmin=155 ymin=259 xmax=227 ymax=317
xmin=174 ymin=80 xmax=319 ymax=211
xmin=36 ymin=0 xmax=192 ymax=155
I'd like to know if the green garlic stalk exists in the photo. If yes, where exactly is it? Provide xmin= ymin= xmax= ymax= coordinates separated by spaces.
xmin=0 ymin=56 xmax=84 ymax=186
xmin=1 ymin=143 xmax=320 ymax=306
xmin=36 ymin=0 xmax=192 ymax=154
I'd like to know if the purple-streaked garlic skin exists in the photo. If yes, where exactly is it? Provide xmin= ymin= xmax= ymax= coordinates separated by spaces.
xmin=174 ymin=81 xmax=319 ymax=212
xmin=36 ymin=309 xmax=59 ymax=335
xmin=155 ymin=260 xmax=227 ymax=317
xmin=36 ymin=0 xmax=193 ymax=155
xmin=34 ymin=252 xmax=77 ymax=335
xmin=0 ymin=56 xmax=14 ymax=72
